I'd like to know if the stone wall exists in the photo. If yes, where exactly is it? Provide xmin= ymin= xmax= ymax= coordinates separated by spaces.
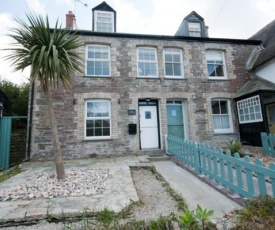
xmin=10 ymin=121 xmax=27 ymax=166
xmin=30 ymin=35 xmax=258 ymax=160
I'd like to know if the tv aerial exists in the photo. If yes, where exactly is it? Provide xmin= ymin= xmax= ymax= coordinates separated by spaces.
xmin=74 ymin=0 xmax=88 ymax=14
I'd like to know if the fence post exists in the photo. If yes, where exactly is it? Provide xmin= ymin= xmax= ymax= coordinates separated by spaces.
xmin=0 ymin=117 xmax=12 ymax=170
xmin=165 ymin=134 xmax=168 ymax=154
xmin=194 ymin=142 xmax=201 ymax=175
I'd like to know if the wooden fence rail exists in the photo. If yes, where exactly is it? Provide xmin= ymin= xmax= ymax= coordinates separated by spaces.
xmin=167 ymin=135 xmax=275 ymax=198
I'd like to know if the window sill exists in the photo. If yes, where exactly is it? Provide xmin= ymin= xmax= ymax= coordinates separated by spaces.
xmin=136 ymin=77 xmax=160 ymax=79
xmin=82 ymin=138 xmax=114 ymax=142
xmin=83 ymin=75 xmax=111 ymax=78
xmin=208 ymin=78 xmax=230 ymax=81
xmin=164 ymin=77 xmax=186 ymax=80
xmin=213 ymin=132 xmax=237 ymax=136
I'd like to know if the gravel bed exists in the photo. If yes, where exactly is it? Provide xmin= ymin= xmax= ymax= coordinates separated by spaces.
xmin=0 ymin=169 xmax=108 ymax=201
xmin=125 ymin=168 xmax=180 ymax=221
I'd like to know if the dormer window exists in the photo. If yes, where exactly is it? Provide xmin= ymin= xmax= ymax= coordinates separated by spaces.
xmin=92 ymin=2 xmax=116 ymax=33
xmin=95 ymin=11 xmax=114 ymax=32
xmin=188 ymin=22 xmax=201 ymax=37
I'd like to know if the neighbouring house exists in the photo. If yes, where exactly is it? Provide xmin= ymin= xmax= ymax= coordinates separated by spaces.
xmin=28 ymin=2 xmax=263 ymax=160
xmin=235 ymin=19 xmax=275 ymax=146
xmin=0 ymin=89 xmax=11 ymax=117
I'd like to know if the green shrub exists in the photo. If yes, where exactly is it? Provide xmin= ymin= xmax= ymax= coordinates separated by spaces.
xmin=179 ymin=205 xmax=214 ymax=230
xmin=234 ymin=195 xmax=275 ymax=229
xmin=224 ymin=139 xmax=244 ymax=156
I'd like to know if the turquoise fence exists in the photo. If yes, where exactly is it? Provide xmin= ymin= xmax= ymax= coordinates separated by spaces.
xmin=0 ymin=116 xmax=28 ymax=170
xmin=261 ymin=132 xmax=275 ymax=157
xmin=167 ymin=135 xmax=275 ymax=198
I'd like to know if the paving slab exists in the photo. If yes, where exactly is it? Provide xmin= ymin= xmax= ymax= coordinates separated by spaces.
xmin=153 ymin=161 xmax=240 ymax=219
xmin=0 ymin=157 xmax=143 ymax=223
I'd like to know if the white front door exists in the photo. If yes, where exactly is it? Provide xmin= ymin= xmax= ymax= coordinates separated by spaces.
xmin=139 ymin=106 xmax=159 ymax=149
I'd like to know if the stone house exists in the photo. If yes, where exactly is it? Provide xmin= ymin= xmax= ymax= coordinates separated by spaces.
xmin=28 ymin=2 xmax=262 ymax=160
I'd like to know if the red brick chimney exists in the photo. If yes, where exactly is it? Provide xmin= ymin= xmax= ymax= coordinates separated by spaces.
xmin=66 ymin=11 xmax=76 ymax=29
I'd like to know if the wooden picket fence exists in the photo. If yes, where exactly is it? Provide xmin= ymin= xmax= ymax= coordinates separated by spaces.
xmin=166 ymin=135 xmax=275 ymax=198
xmin=261 ymin=132 xmax=275 ymax=157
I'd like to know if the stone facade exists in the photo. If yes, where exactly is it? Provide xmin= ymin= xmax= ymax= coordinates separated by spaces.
xmin=30 ymin=34 xmax=259 ymax=160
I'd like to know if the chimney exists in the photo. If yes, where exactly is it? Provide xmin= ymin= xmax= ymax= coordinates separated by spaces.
xmin=205 ymin=25 xmax=209 ymax=37
xmin=66 ymin=11 xmax=76 ymax=29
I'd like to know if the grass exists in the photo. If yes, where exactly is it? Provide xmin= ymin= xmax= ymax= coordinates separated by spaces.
xmin=0 ymin=166 xmax=22 ymax=183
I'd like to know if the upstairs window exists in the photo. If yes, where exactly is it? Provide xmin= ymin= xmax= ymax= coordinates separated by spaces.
xmin=86 ymin=45 xmax=110 ymax=76
xmin=164 ymin=49 xmax=183 ymax=78
xmin=237 ymin=95 xmax=263 ymax=124
xmin=206 ymin=51 xmax=227 ymax=79
xmin=188 ymin=22 xmax=201 ymax=37
xmin=137 ymin=48 xmax=158 ymax=77
xmin=95 ymin=11 xmax=114 ymax=32
xmin=211 ymin=99 xmax=233 ymax=133
xmin=85 ymin=100 xmax=111 ymax=139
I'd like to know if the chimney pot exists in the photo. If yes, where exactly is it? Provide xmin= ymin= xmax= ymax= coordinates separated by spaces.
xmin=66 ymin=11 xmax=75 ymax=29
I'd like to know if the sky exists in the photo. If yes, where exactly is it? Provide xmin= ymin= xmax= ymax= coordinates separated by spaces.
xmin=0 ymin=0 xmax=275 ymax=85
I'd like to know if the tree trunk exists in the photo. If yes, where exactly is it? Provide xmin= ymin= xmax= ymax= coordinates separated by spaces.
xmin=44 ymin=91 xmax=65 ymax=180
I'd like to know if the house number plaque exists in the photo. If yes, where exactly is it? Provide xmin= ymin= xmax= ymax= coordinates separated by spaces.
xmin=128 ymin=109 xmax=136 ymax=115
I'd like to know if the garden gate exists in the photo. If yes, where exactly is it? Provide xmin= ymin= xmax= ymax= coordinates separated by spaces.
xmin=0 ymin=116 xmax=27 ymax=170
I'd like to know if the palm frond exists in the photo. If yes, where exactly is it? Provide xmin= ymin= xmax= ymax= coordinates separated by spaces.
xmin=4 ymin=13 xmax=84 ymax=92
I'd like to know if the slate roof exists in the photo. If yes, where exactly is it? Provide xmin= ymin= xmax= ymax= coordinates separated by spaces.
xmin=0 ymin=89 xmax=11 ymax=106
xmin=250 ymin=19 xmax=275 ymax=68
xmin=236 ymin=74 xmax=275 ymax=98
xmin=183 ymin=11 xmax=204 ymax=21
xmin=92 ymin=1 xmax=116 ymax=12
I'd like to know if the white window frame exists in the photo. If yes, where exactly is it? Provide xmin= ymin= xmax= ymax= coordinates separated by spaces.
xmin=85 ymin=100 xmax=111 ymax=140
xmin=206 ymin=50 xmax=227 ymax=79
xmin=237 ymin=95 xmax=263 ymax=124
xmin=137 ymin=47 xmax=158 ymax=78
xmin=163 ymin=49 xmax=184 ymax=78
xmin=211 ymin=99 xmax=233 ymax=133
xmin=94 ymin=11 xmax=114 ymax=32
xmin=188 ymin=22 xmax=201 ymax=37
xmin=86 ymin=45 xmax=111 ymax=77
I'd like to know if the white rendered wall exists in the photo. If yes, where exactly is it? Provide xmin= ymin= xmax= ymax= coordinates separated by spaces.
xmin=255 ymin=58 xmax=275 ymax=84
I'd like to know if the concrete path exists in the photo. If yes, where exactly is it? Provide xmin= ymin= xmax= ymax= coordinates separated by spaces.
xmin=153 ymin=161 xmax=240 ymax=219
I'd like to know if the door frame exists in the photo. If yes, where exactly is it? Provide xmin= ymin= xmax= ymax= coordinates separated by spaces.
xmin=265 ymin=102 xmax=275 ymax=134
xmin=138 ymin=99 xmax=161 ymax=150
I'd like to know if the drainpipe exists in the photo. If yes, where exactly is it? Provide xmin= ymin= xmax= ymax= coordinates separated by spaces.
xmin=0 ymin=102 xmax=3 ymax=117
xmin=24 ymin=81 xmax=35 ymax=161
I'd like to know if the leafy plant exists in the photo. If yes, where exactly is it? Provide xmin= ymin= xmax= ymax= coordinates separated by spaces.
xmin=179 ymin=205 xmax=214 ymax=230
xmin=0 ymin=80 xmax=29 ymax=117
xmin=179 ymin=209 xmax=198 ymax=230
xmin=224 ymin=139 xmax=244 ymax=156
xmin=194 ymin=205 xmax=214 ymax=230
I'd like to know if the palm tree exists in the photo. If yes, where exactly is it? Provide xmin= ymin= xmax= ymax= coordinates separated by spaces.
xmin=5 ymin=14 xmax=83 ymax=179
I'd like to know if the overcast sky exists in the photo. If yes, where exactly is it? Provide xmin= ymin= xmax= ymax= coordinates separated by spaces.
xmin=0 ymin=0 xmax=275 ymax=84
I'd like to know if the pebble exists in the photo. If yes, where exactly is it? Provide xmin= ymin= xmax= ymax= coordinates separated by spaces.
xmin=0 ymin=169 xmax=109 ymax=201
